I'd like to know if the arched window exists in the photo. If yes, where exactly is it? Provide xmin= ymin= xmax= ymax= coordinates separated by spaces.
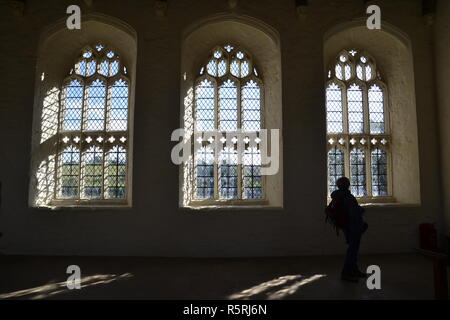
xmin=192 ymin=45 xmax=263 ymax=202
xmin=53 ymin=44 xmax=130 ymax=204
xmin=326 ymin=49 xmax=390 ymax=199
xmin=180 ymin=17 xmax=283 ymax=209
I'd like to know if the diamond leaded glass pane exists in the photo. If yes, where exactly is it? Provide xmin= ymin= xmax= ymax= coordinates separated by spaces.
xmin=219 ymin=147 xmax=238 ymax=199
xmin=230 ymin=60 xmax=240 ymax=77
xmin=241 ymin=60 xmax=250 ymax=77
xmin=328 ymin=147 xmax=345 ymax=195
xmin=58 ymin=145 xmax=80 ymax=198
xmin=335 ymin=64 xmax=343 ymax=80
xmin=356 ymin=65 xmax=363 ymax=80
xmin=218 ymin=60 xmax=227 ymax=77
xmin=242 ymin=147 xmax=262 ymax=199
xmin=195 ymin=147 xmax=215 ymax=199
xmin=207 ymin=60 xmax=217 ymax=77
xmin=105 ymin=146 xmax=126 ymax=199
xmin=195 ymin=79 xmax=215 ymax=131
xmin=62 ymin=80 xmax=83 ymax=131
xmin=109 ymin=60 xmax=119 ymax=77
xmin=219 ymin=80 xmax=238 ymax=131
xmin=84 ymin=79 xmax=106 ymax=131
xmin=99 ymin=60 xmax=109 ymax=76
xmin=371 ymin=148 xmax=388 ymax=196
xmin=82 ymin=146 xmax=103 ymax=199
xmin=108 ymin=79 xmax=128 ymax=131
xmin=347 ymin=84 xmax=364 ymax=133
xmin=350 ymin=148 xmax=366 ymax=196
xmin=241 ymin=80 xmax=261 ymax=131
xmin=365 ymin=65 xmax=372 ymax=80
xmin=326 ymin=83 xmax=343 ymax=133
xmin=86 ymin=60 xmax=96 ymax=76
xmin=368 ymin=85 xmax=385 ymax=134
xmin=75 ymin=60 xmax=87 ymax=76
xmin=344 ymin=64 xmax=351 ymax=80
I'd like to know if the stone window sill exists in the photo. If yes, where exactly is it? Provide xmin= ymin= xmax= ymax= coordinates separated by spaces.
xmin=360 ymin=202 xmax=420 ymax=208
xmin=181 ymin=199 xmax=283 ymax=211
xmin=326 ymin=196 xmax=420 ymax=208
xmin=32 ymin=200 xmax=131 ymax=210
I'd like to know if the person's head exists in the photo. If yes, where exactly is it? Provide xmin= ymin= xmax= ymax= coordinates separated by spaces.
xmin=336 ymin=177 xmax=350 ymax=190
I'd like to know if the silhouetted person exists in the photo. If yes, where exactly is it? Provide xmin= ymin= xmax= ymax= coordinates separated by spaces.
xmin=331 ymin=177 xmax=368 ymax=282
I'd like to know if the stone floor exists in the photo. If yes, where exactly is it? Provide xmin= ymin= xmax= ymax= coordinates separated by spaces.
xmin=0 ymin=253 xmax=447 ymax=300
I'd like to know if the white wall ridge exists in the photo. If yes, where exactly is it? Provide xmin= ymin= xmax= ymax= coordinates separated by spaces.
xmin=39 ymin=12 xmax=138 ymax=46
xmin=182 ymin=12 xmax=280 ymax=48
xmin=323 ymin=17 xmax=411 ymax=51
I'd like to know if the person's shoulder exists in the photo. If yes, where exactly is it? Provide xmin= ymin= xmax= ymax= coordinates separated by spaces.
xmin=347 ymin=193 xmax=361 ymax=207
xmin=331 ymin=189 xmax=345 ymax=200
xmin=331 ymin=190 xmax=351 ymax=202
xmin=346 ymin=192 xmax=357 ymax=201
xmin=339 ymin=190 xmax=357 ymax=202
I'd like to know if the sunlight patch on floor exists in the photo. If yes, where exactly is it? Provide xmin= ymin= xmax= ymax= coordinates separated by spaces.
xmin=228 ymin=274 xmax=326 ymax=300
xmin=0 ymin=273 xmax=133 ymax=300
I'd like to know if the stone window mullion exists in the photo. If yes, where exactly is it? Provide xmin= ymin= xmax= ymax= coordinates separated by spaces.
xmin=213 ymin=81 xmax=219 ymax=200
xmin=237 ymin=80 xmax=243 ymax=200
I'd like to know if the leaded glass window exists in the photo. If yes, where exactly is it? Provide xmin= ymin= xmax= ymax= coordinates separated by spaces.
xmin=368 ymin=85 xmax=385 ymax=134
xmin=347 ymin=84 xmax=364 ymax=134
xmin=58 ymin=145 xmax=80 ymax=198
xmin=219 ymin=79 xmax=238 ymax=131
xmin=242 ymin=80 xmax=261 ymax=132
xmin=219 ymin=147 xmax=238 ymax=199
xmin=242 ymin=147 xmax=262 ymax=199
xmin=104 ymin=146 xmax=127 ymax=199
xmin=195 ymin=146 xmax=215 ymax=199
xmin=350 ymin=148 xmax=366 ymax=197
xmin=327 ymin=147 xmax=345 ymax=194
xmin=193 ymin=45 xmax=263 ymax=202
xmin=55 ymin=44 xmax=130 ymax=203
xmin=371 ymin=148 xmax=388 ymax=196
xmin=195 ymin=79 xmax=215 ymax=131
xmin=81 ymin=146 xmax=103 ymax=199
xmin=326 ymin=49 xmax=391 ymax=199
xmin=326 ymin=83 xmax=343 ymax=133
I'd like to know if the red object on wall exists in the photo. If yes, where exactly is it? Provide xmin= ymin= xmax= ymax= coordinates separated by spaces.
xmin=419 ymin=223 xmax=438 ymax=251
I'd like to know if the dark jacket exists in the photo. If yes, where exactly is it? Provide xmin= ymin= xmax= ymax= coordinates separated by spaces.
xmin=330 ymin=189 xmax=364 ymax=234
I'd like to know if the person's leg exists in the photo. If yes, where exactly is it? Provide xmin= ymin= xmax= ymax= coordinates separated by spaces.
xmin=342 ymin=231 xmax=361 ymax=275
xmin=362 ymin=222 xmax=368 ymax=235
xmin=342 ymin=231 xmax=353 ymax=275
xmin=351 ymin=231 xmax=362 ymax=273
